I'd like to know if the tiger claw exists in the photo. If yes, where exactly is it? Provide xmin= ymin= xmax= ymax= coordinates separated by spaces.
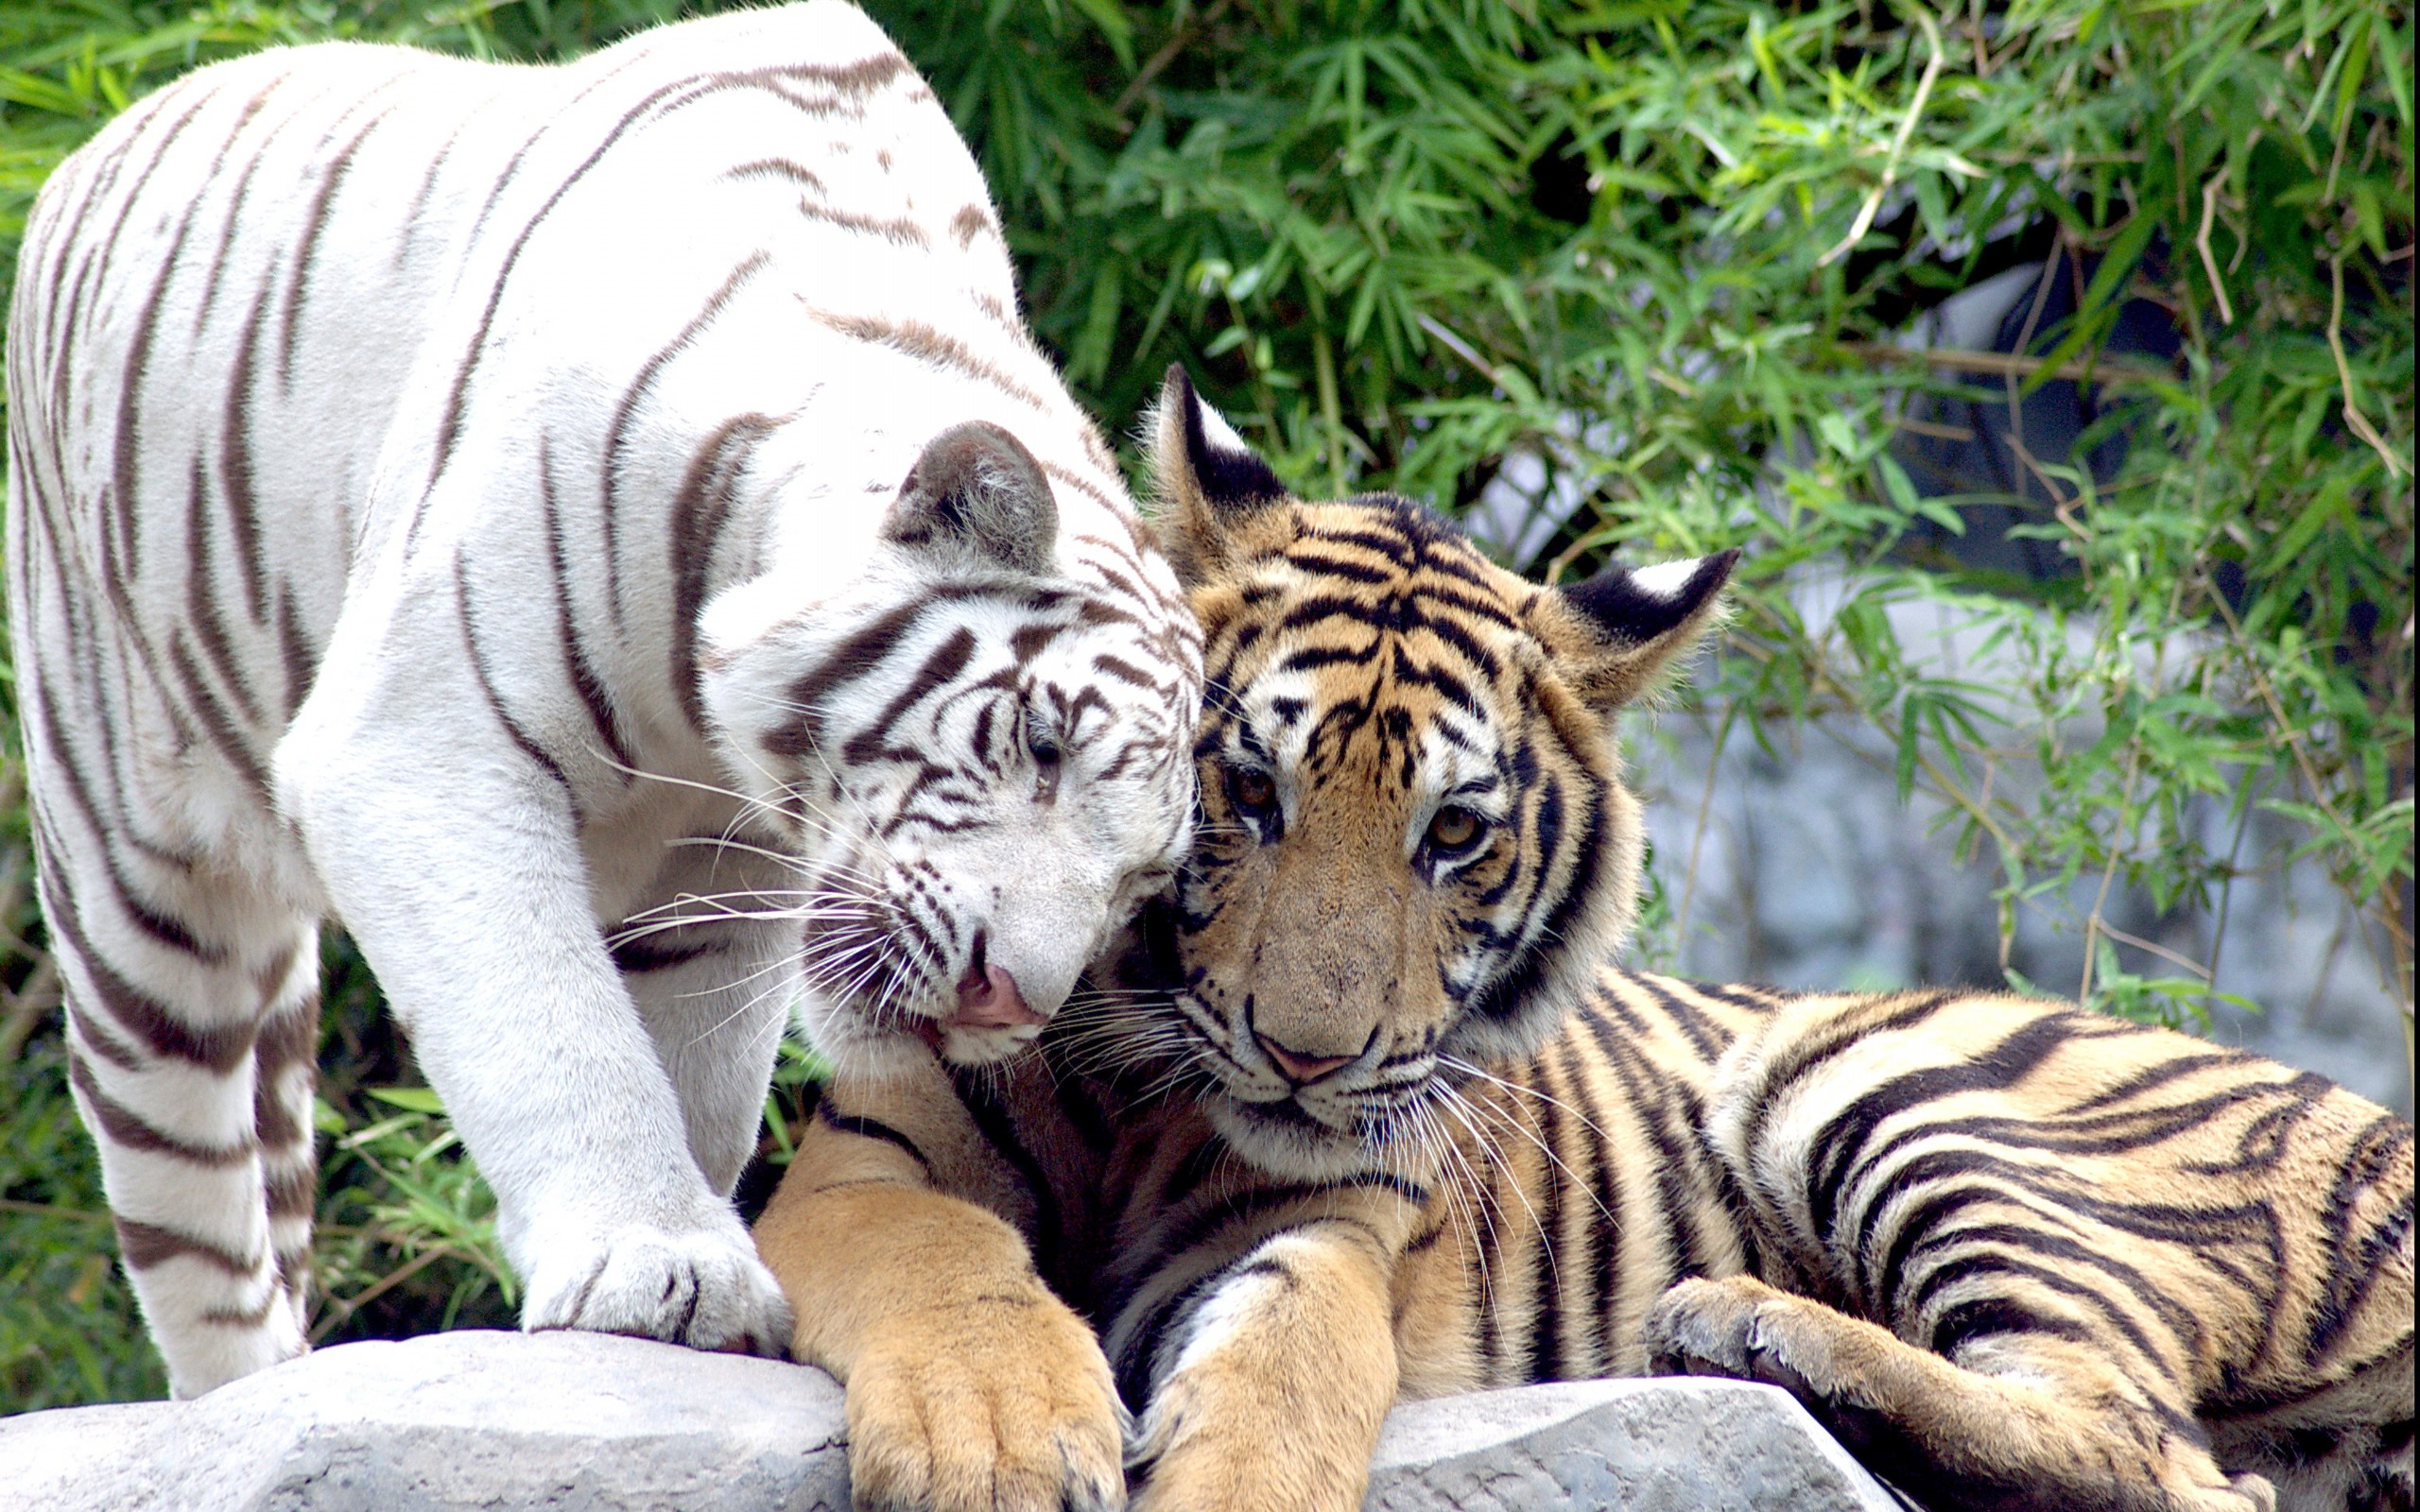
xmin=843 ymin=1295 xmax=1126 ymax=1512
xmin=522 ymin=1215 xmax=794 ymax=1357
xmin=1644 ymin=1274 xmax=1768 ymax=1380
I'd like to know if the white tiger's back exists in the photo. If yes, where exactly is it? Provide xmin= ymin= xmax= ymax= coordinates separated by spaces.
xmin=10 ymin=0 xmax=1079 ymax=799
xmin=9 ymin=1 xmax=1200 ymax=1398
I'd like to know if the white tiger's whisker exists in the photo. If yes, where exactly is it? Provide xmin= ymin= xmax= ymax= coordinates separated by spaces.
xmin=678 ymin=971 xmax=804 ymax=1053
xmin=596 ymin=752 xmax=813 ymax=849
xmin=658 ymin=833 xmax=871 ymax=879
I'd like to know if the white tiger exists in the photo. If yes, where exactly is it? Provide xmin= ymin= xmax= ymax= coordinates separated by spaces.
xmin=4 ymin=0 xmax=1201 ymax=1400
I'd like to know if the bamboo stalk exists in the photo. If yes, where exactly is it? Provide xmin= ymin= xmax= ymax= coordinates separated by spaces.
xmin=1841 ymin=341 xmax=2174 ymax=386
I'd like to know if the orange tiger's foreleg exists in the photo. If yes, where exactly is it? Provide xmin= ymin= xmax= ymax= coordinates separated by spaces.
xmin=752 ymin=1071 xmax=1123 ymax=1512
xmin=1120 ymin=1212 xmax=1407 ymax=1512
xmin=1646 ymin=1274 xmax=2277 ymax=1512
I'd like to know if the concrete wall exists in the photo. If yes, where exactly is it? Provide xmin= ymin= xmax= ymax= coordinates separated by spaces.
xmin=1630 ymin=706 xmax=2413 ymax=1117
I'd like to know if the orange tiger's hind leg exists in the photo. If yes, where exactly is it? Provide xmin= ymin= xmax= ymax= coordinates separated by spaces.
xmin=1645 ymin=1274 xmax=2273 ymax=1512
xmin=2209 ymin=1350 xmax=2415 ymax=1512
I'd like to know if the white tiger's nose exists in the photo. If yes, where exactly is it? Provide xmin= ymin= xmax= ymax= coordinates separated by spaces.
xmin=954 ymin=936 xmax=1043 ymax=1028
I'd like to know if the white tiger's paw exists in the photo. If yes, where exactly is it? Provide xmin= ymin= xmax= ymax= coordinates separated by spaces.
xmin=522 ymin=1213 xmax=793 ymax=1358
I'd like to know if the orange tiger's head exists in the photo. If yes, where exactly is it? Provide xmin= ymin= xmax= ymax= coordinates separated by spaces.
xmin=1114 ymin=369 xmax=1733 ymax=1178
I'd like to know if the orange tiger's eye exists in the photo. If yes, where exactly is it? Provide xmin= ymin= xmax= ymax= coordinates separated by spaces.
xmin=1231 ymin=769 xmax=1277 ymax=812
xmin=1427 ymin=806 xmax=1482 ymax=850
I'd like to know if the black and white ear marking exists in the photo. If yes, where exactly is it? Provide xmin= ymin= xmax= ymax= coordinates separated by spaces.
xmin=1150 ymin=367 xmax=1292 ymax=588
xmin=1561 ymin=549 xmax=1741 ymax=646
xmin=1161 ymin=365 xmax=1287 ymax=515
xmin=1545 ymin=547 xmax=1740 ymax=711
xmin=881 ymin=420 xmax=1058 ymax=576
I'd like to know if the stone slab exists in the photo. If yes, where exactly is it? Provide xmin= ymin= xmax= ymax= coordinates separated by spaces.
xmin=1368 ymin=1378 xmax=1906 ymax=1510
xmin=0 ymin=1331 xmax=850 ymax=1512
xmin=1 ymin=1331 xmax=1905 ymax=1510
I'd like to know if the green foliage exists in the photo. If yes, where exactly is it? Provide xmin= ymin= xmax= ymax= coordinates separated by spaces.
xmin=2 ymin=1031 xmax=161 ymax=1407
xmin=1 ymin=0 xmax=2410 ymax=1408
xmin=894 ymin=0 xmax=2411 ymax=1035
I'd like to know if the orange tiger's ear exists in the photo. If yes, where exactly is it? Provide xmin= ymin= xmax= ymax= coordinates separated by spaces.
xmin=882 ymin=420 xmax=1059 ymax=576
xmin=1534 ymin=549 xmax=1740 ymax=712
xmin=1148 ymin=365 xmax=1290 ymax=588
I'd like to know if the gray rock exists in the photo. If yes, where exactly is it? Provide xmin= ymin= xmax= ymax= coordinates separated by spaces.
xmin=0 ymin=1330 xmax=850 ymax=1512
xmin=1 ymin=1332 xmax=1902 ymax=1511
xmin=1368 ymin=1380 xmax=1905 ymax=1511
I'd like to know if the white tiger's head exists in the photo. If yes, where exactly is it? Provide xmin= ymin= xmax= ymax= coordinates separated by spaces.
xmin=700 ymin=421 xmax=1200 ymax=1071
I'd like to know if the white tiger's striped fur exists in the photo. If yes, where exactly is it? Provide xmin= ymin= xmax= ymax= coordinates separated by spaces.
xmin=5 ymin=0 xmax=1200 ymax=1399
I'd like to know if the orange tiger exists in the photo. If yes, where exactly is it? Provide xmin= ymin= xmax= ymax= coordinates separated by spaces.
xmin=757 ymin=369 xmax=2411 ymax=1512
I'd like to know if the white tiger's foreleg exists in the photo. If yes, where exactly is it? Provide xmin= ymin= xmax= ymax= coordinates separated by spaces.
xmin=606 ymin=836 xmax=802 ymax=1198
xmin=277 ymin=613 xmax=791 ymax=1358
xmin=35 ymin=819 xmax=321 ymax=1400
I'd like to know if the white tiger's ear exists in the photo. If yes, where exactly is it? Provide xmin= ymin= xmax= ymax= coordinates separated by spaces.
xmin=1148 ymin=365 xmax=1290 ymax=588
xmin=882 ymin=421 xmax=1059 ymax=576
xmin=1536 ymin=549 xmax=1740 ymax=712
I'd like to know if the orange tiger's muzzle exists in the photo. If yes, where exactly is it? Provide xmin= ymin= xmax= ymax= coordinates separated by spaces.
xmin=1199 ymin=774 xmax=1460 ymax=1096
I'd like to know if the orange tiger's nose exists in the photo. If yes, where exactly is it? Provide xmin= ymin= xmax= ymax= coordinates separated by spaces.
xmin=1255 ymin=1033 xmax=1356 ymax=1085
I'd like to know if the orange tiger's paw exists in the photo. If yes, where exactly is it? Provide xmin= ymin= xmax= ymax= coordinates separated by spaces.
xmin=1132 ymin=1437 xmax=1366 ymax=1512
xmin=1128 ymin=1366 xmax=1369 ymax=1512
xmin=844 ymin=1294 xmax=1127 ymax=1512
xmin=1646 ymin=1275 xmax=1834 ymax=1392
xmin=1644 ymin=1277 xmax=2279 ymax=1512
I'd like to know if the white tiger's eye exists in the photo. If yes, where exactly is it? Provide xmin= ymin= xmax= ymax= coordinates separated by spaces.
xmin=1426 ymin=805 xmax=1484 ymax=852
xmin=1028 ymin=730 xmax=1063 ymax=767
